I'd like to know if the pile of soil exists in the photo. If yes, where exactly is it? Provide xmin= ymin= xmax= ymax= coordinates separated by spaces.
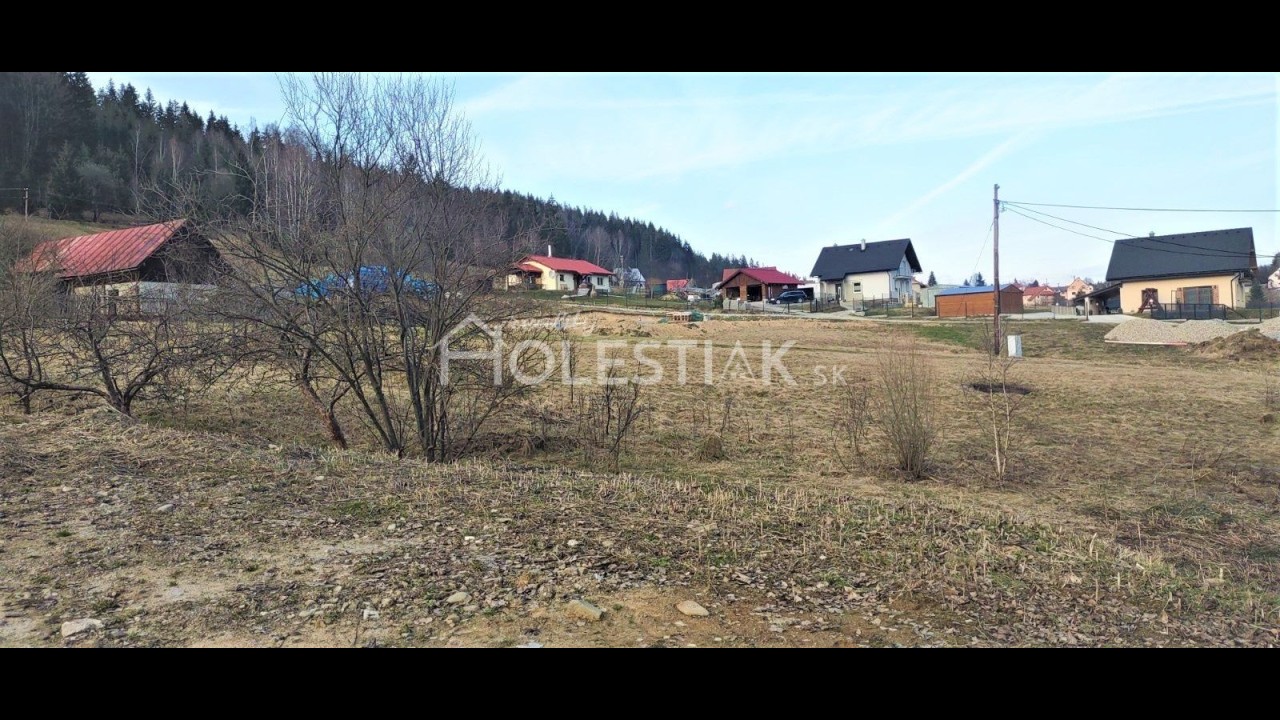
xmin=1189 ymin=329 xmax=1280 ymax=362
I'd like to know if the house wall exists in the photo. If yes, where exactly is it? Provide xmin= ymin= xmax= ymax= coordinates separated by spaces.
xmin=840 ymin=271 xmax=891 ymax=301
xmin=1116 ymin=274 xmax=1244 ymax=312
xmin=70 ymin=280 xmax=216 ymax=315
xmin=936 ymin=290 xmax=1024 ymax=318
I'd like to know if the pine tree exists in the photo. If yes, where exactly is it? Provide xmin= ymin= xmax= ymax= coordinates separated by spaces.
xmin=1249 ymin=282 xmax=1265 ymax=308
xmin=48 ymin=143 xmax=90 ymax=218
xmin=927 ymin=271 xmax=937 ymax=286
xmin=973 ymin=271 xmax=986 ymax=286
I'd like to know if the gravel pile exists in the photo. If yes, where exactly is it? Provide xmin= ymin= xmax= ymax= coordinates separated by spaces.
xmin=1260 ymin=316 xmax=1280 ymax=341
xmin=1104 ymin=319 xmax=1183 ymax=344
xmin=1105 ymin=318 xmax=1253 ymax=344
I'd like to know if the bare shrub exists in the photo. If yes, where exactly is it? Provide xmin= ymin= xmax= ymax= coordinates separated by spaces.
xmin=875 ymin=333 xmax=937 ymax=479
xmin=696 ymin=434 xmax=726 ymax=461
xmin=578 ymin=361 xmax=647 ymax=471
xmin=835 ymin=377 xmax=872 ymax=466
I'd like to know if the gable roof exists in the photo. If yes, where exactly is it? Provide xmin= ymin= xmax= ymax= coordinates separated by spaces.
xmin=521 ymin=255 xmax=612 ymax=276
xmin=1105 ymin=228 xmax=1256 ymax=282
xmin=1023 ymin=285 xmax=1058 ymax=297
xmin=937 ymin=284 xmax=1020 ymax=297
xmin=28 ymin=220 xmax=188 ymax=279
xmin=721 ymin=266 xmax=804 ymax=286
xmin=810 ymin=239 xmax=921 ymax=280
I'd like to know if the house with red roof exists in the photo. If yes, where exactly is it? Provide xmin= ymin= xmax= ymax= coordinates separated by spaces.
xmin=507 ymin=253 xmax=614 ymax=293
xmin=1022 ymin=284 xmax=1061 ymax=306
xmin=23 ymin=219 xmax=221 ymax=314
xmin=719 ymin=266 xmax=804 ymax=303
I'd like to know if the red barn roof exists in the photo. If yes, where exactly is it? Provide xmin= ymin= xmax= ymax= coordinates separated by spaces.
xmin=27 ymin=220 xmax=187 ymax=280
xmin=722 ymin=266 xmax=803 ymax=286
xmin=520 ymin=255 xmax=612 ymax=276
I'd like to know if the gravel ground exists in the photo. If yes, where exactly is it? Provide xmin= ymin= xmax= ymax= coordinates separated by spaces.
xmin=1105 ymin=318 xmax=1271 ymax=344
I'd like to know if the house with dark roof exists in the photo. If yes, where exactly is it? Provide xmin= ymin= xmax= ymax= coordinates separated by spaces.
xmin=809 ymin=239 xmax=922 ymax=303
xmin=718 ymin=266 xmax=803 ymax=303
xmin=507 ymin=253 xmax=613 ymax=293
xmin=1095 ymin=228 xmax=1256 ymax=313
xmin=24 ymin=219 xmax=221 ymax=314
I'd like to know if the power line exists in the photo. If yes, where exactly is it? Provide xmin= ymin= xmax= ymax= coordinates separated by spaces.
xmin=1003 ymin=205 xmax=1279 ymax=261
xmin=1003 ymin=203 xmax=1138 ymax=237
xmin=1001 ymin=200 xmax=1280 ymax=213
xmin=1004 ymin=202 xmax=1269 ymax=260
xmin=970 ymin=218 xmax=994 ymax=277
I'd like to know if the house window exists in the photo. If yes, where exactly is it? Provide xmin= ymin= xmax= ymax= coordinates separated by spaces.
xmin=852 ymin=282 xmax=862 ymax=293
xmin=1183 ymin=286 xmax=1213 ymax=306
xmin=559 ymin=274 xmax=566 ymax=283
xmin=595 ymin=276 xmax=603 ymax=286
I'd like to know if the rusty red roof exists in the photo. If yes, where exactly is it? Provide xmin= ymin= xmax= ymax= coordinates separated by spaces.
xmin=515 ymin=262 xmax=543 ymax=273
xmin=722 ymin=266 xmax=804 ymax=286
xmin=520 ymin=255 xmax=612 ymax=276
xmin=28 ymin=220 xmax=187 ymax=280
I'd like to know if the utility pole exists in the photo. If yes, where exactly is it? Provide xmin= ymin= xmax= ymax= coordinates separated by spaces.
xmin=992 ymin=183 xmax=1001 ymax=355
xmin=23 ymin=187 xmax=28 ymax=218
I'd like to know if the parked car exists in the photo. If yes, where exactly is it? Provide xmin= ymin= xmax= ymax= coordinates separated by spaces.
xmin=767 ymin=290 xmax=809 ymax=305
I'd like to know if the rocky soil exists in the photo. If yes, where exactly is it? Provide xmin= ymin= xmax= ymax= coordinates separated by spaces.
xmin=2 ymin=411 xmax=1275 ymax=647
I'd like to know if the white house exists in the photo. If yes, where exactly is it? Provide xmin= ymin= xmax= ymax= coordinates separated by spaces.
xmin=1269 ymin=268 xmax=1280 ymax=290
xmin=508 ymin=254 xmax=613 ymax=293
xmin=809 ymin=238 xmax=922 ymax=303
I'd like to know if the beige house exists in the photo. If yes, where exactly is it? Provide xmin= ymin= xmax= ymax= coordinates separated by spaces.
xmin=1092 ymin=228 xmax=1256 ymax=315
xmin=1064 ymin=277 xmax=1094 ymax=302
xmin=508 ymin=254 xmax=613 ymax=293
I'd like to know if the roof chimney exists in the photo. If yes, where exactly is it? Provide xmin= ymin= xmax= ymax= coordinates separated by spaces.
xmin=860 ymin=238 xmax=866 ymax=252
xmin=547 ymin=244 xmax=553 ymax=257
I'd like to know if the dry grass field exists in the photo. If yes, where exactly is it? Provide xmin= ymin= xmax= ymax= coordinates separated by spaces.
xmin=2 ymin=311 xmax=1278 ymax=646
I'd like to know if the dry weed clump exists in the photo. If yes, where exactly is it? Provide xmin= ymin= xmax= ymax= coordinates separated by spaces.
xmin=875 ymin=333 xmax=938 ymax=479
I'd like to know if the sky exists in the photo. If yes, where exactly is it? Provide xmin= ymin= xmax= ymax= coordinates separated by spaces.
xmin=86 ymin=72 xmax=1279 ymax=285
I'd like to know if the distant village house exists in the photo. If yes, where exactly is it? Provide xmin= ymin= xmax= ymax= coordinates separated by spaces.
xmin=810 ymin=239 xmax=921 ymax=303
xmin=718 ymin=267 xmax=803 ymax=303
xmin=508 ymin=253 xmax=613 ymax=293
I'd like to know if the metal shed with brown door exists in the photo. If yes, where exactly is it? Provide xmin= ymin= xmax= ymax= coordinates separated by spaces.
xmin=934 ymin=284 xmax=1024 ymax=318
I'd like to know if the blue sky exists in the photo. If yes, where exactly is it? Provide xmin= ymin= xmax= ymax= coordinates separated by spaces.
xmin=87 ymin=72 xmax=1279 ymax=285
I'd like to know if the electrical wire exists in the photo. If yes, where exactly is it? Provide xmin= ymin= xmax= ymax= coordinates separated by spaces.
xmin=970 ymin=219 xmax=994 ymax=278
xmin=1004 ymin=202 xmax=1270 ymax=260
xmin=1001 ymin=200 xmax=1280 ymax=213
xmin=1003 ymin=205 xmax=1280 ymax=262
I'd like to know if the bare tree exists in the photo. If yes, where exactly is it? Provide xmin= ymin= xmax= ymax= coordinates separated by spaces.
xmin=0 ymin=276 xmax=226 ymax=417
xmin=974 ymin=325 xmax=1025 ymax=483
xmin=0 ymin=217 xmax=52 ymax=413
xmin=200 ymin=73 xmax=536 ymax=460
